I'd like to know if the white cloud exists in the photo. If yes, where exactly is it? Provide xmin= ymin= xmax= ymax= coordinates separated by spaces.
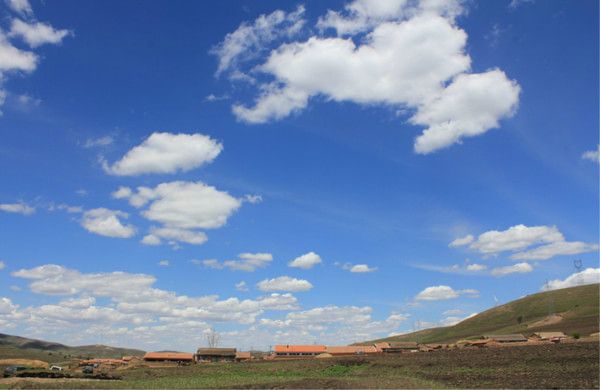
xmin=157 ymin=260 xmax=169 ymax=267
xmin=144 ymin=227 xmax=207 ymax=246
xmin=111 ymin=186 xmax=132 ymax=199
xmin=412 ymin=262 xmax=486 ymax=274
xmin=442 ymin=308 xmax=463 ymax=316
xmin=490 ymin=262 xmax=533 ymax=277
xmin=449 ymin=234 xmax=474 ymax=247
xmin=123 ymin=181 xmax=240 ymax=229
xmin=84 ymin=136 xmax=113 ymax=148
xmin=0 ymin=34 xmax=37 ymax=72
xmin=226 ymin=1 xmax=520 ymax=154
xmin=257 ymin=276 xmax=313 ymax=292
xmin=412 ymin=69 xmax=520 ymax=154
xmin=235 ymin=281 xmax=248 ymax=292
xmin=115 ymin=181 xmax=242 ymax=246
xmin=196 ymin=253 xmax=273 ymax=272
xmin=440 ymin=312 xmax=477 ymax=326
xmin=415 ymin=285 xmax=479 ymax=301
xmin=9 ymin=19 xmax=71 ymax=48
xmin=582 ymin=145 xmax=600 ymax=164
xmin=511 ymin=241 xmax=599 ymax=261
xmin=0 ymin=261 xmax=5 ymax=270
xmin=9 ymin=264 xmax=300 ymax=337
xmin=349 ymin=264 xmax=377 ymax=273
xmin=0 ymin=201 xmax=35 ymax=215
xmin=102 ymin=132 xmax=222 ymax=176
xmin=80 ymin=208 xmax=136 ymax=238
xmin=288 ymin=252 xmax=322 ymax=269
xmin=339 ymin=262 xmax=377 ymax=273
xmin=509 ymin=0 xmax=535 ymax=10
xmin=140 ymin=234 xmax=161 ymax=246
xmin=317 ymin=0 xmax=413 ymax=35
xmin=542 ymin=268 xmax=600 ymax=291
xmin=5 ymin=0 xmax=32 ymax=16
xmin=243 ymin=194 xmax=263 ymax=204
xmin=470 ymin=224 xmax=564 ymax=254
xmin=212 ymin=5 xmax=305 ymax=76
xmin=466 ymin=263 xmax=486 ymax=271
xmin=455 ymin=224 xmax=599 ymax=260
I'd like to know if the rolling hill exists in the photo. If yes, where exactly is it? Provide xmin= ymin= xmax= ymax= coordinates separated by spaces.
xmin=0 ymin=333 xmax=144 ymax=363
xmin=362 ymin=283 xmax=599 ymax=345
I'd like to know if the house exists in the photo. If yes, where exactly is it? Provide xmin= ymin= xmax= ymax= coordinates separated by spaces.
xmin=531 ymin=332 xmax=567 ymax=341
xmin=143 ymin=352 xmax=195 ymax=363
xmin=466 ymin=339 xmax=491 ymax=348
xmin=235 ymin=351 xmax=252 ymax=362
xmin=374 ymin=342 xmax=390 ymax=352
xmin=380 ymin=342 xmax=419 ymax=353
xmin=325 ymin=346 xmax=379 ymax=356
xmin=196 ymin=348 xmax=237 ymax=362
xmin=274 ymin=345 xmax=326 ymax=357
xmin=484 ymin=334 xmax=527 ymax=343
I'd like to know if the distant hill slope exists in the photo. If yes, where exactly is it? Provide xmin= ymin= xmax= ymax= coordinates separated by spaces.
xmin=361 ymin=283 xmax=599 ymax=345
xmin=0 ymin=333 xmax=144 ymax=363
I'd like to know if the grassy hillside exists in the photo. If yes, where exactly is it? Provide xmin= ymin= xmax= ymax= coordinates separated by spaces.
xmin=364 ymin=283 xmax=599 ymax=345
xmin=0 ymin=333 xmax=144 ymax=364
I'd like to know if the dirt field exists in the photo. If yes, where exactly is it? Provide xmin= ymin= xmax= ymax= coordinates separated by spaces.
xmin=1 ymin=342 xmax=597 ymax=389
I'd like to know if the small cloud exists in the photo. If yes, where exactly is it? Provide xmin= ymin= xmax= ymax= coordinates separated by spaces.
xmin=83 ymin=136 xmax=114 ymax=148
xmin=449 ymin=234 xmax=474 ymax=247
xmin=542 ymin=268 xmax=600 ymax=291
xmin=415 ymin=285 xmax=479 ymax=301
xmin=205 ymin=94 xmax=229 ymax=102
xmin=509 ymin=0 xmax=535 ymax=9
xmin=9 ymin=285 xmax=21 ymax=291
xmin=75 ymin=189 xmax=88 ymax=196
xmin=193 ymin=253 xmax=273 ymax=272
xmin=243 ymin=194 xmax=263 ymax=204
xmin=257 ymin=276 xmax=313 ymax=292
xmin=0 ymin=260 xmax=5 ymax=270
xmin=582 ymin=145 xmax=600 ymax=164
xmin=235 ymin=281 xmax=249 ymax=292
xmin=288 ymin=252 xmax=322 ymax=269
xmin=0 ymin=202 xmax=35 ymax=215
xmin=348 ymin=264 xmax=377 ymax=273
xmin=338 ymin=262 xmax=377 ymax=273
xmin=158 ymin=260 xmax=170 ymax=267
xmin=491 ymin=262 xmax=533 ymax=277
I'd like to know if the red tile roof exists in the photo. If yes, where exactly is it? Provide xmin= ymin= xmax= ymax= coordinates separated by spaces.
xmin=274 ymin=345 xmax=326 ymax=353
xmin=326 ymin=346 xmax=378 ymax=354
xmin=143 ymin=352 xmax=194 ymax=361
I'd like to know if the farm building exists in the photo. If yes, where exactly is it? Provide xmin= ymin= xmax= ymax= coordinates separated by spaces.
xmin=143 ymin=352 xmax=195 ymax=363
xmin=380 ymin=342 xmax=419 ymax=353
xmin=484 ymin=334 xmax=528 ymax=343
xmin=196 ymin=348 xmax=237 ymax=362
xmin=235 ymin=351 xmax=252 ymax=362
xmin=325 ymin=346 xmax=378 ymax=356
xmin=531 ymin=332 xmax=567 ymax=341
xmin=78 ymin=358 xmax=126 ymax=366
xmin=274 ymin=345 xmax=326 ymax=357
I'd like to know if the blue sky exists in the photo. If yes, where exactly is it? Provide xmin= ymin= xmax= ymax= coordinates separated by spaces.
xmin=0 ymin=0 xmax=598 ymax=351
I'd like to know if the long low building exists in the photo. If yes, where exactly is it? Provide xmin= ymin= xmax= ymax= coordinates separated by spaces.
xmin=197 ymin=348 xmax=237 ymax=362
xmin=484 ymin=334 xmax=528 ymax=343
xmin=143 ymin=352 xmax=195 ymax=362
xmin=325 ymin=346 xmax=379 ymax=355
xmin=274 ymin=345 xmax=326 ymax=357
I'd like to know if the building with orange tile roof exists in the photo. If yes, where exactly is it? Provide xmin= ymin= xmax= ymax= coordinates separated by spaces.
xmin=274 ymin=345 xmax=326 ymax=357
xmin=143 ymin=352 xmax=194 ymax=362
xmin=325 ymin=346 xmax=378 ymax=355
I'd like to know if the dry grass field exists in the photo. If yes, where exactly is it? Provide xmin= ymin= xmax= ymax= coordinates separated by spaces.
xmin=1 ymin=341 xmax=597 ymax=389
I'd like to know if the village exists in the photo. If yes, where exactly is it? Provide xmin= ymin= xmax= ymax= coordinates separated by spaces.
xmin=63 ymin=331 xmax=577 ymax=372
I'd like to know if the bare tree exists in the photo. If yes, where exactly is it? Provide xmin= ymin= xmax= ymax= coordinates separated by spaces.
xmin=206 ymin=328 xmax=220 ymax=348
